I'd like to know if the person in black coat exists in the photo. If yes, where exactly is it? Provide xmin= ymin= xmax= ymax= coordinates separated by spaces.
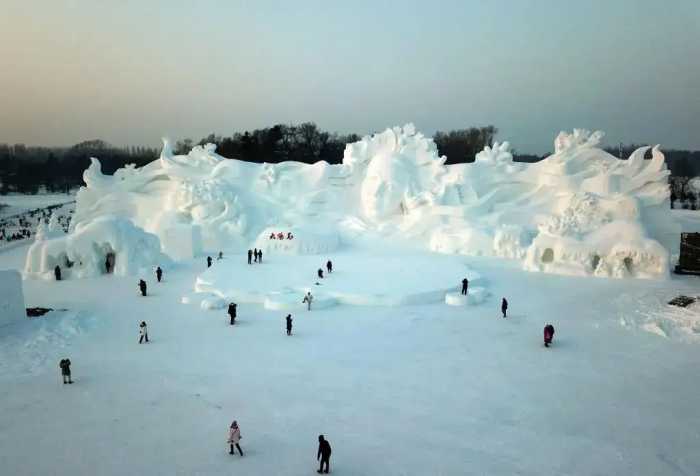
xmin=207 ymin=256 xmax=213 ymax=268
xmin=257 ymin=249 xmax=263 ymax=263
xmin=286 ymin=314 xmax=292 ymax=336
xmin=156 ymin=266 xmax=163 ymax=282
xmin=54 ymin=265 xmax=61 ymax=281
xmin=247 ymin=249 xmax=253 ymax=265
xmin=461 ymin=278 xmax=469 ymax=295
xmin=59 ymin=358 xmax=72 ymax=384
xmin=228 ymin=303 xmax=237 ymax=325
xmin=501 ymin=298 xmax=508 ymax=318
xmin=139 ymin=279 xmax=147 ymax=297
xmin=253 ymin=248 xmax=259 ymax=263
xmin=317 ymin=268 xmax=324 ymax=279
xmin=326 ymin=260 xmax=333 ymax=274
xmin=317 ymin=434 xmax=332 ymax=474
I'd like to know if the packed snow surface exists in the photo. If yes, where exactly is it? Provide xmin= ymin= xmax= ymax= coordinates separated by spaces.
xmin=0 ymin=269 xmax=25 ymax=327
xmin=2 ymin=237 xmax=700 ymax=475
xmin=36 ymin=124 xmax=678 ymax=282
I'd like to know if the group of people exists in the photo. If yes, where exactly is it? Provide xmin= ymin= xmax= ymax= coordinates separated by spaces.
xmin=226 ymin=421 xmax=331 ymax=473
xmin=138 ymin=266 xmax=166 ymax=296
xmin=269 ymin=231 xmax=294 ymax=240
xmin=1 ymin=202 xmax=72 ymax=244
xmin=316 ymin=260 xmax=333 ymax=280
xmin=247 ymin=248 xmax=263 ymax=264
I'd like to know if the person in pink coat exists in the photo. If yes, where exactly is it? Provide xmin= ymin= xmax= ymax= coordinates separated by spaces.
xmin=227 ymin=420 xmax=243 ymax=456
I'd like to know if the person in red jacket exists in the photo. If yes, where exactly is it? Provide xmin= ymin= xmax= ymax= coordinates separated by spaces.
xmin=544 ymin=324 xmax=555 ymax=347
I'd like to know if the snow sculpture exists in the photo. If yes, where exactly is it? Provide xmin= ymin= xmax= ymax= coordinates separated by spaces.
xmin=347 ymin=125 xmax=446 ymax=221
xmin=25 ymin=216 xmax=166 ymax=279
xmin=31 ymin=124 xmax=677 ymax=280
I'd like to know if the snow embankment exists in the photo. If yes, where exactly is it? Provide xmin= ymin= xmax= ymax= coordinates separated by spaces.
xmin=190 ymin=250 xmax=485 ymax=310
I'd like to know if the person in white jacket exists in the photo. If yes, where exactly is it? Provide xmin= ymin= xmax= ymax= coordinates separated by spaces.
xmin=138 ymin=321 xmax=149 ymax=344
xmin=303 ymin=292 xmax=313 ymax=311
xmin=227 ymin=420 xmax=243 ymax=456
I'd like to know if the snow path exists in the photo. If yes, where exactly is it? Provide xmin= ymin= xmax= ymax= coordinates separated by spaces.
xmin=1 ymin=245 xmax=700 ymax=475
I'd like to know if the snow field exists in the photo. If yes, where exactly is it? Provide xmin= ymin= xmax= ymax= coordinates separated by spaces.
xmin=1 ymin=241 xmax=700 ymax=475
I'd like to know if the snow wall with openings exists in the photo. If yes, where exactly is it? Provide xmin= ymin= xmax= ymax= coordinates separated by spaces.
xmin=25 ymin=124 xmax=678 ymax=279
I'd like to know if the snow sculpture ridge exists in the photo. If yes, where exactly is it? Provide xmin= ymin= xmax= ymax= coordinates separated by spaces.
xmin=25 ymin=125 xmax=678 ymax=279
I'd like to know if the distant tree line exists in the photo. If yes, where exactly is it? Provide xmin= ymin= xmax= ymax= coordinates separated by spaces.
xmin=2 ymin=124 xmax=698 ymax=197
xmin=0 ymin=141 xmax=159 ymax=194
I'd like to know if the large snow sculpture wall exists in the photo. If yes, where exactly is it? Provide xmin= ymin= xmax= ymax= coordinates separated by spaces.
xmin=31 ymin=124 xmax=676 ymax=280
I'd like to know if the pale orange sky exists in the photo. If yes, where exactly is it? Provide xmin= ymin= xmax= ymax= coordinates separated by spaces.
xmin=2 ymin=0 xmax=699 ymax=154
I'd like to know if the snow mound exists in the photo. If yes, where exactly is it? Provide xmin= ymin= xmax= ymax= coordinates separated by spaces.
xmin=617 ymin=290 xmax=700 ymax=342
xmin=200 ymin=296 xmax=227 ymax=310
xmin=445 ymin=287 xmax=489 ymax=306
xmin=25 ymin=216 xmax=167 ymax=279
xmin=52 ymin=125 xmax=677 ymax=279
xmin=194 ymin=251 xmax=481 ymax=308
xmin=263 ymin=289 xmax=338 ymax=311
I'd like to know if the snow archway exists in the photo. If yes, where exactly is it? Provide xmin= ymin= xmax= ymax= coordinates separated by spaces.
xmin=25 ymin=216 xmax=167 ymax=279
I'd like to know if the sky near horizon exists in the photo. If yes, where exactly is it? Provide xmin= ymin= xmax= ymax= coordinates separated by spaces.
xmin=1 ymin=0 xmax=699 ymax=154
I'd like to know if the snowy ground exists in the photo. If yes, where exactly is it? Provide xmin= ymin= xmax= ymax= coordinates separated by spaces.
xmin=0 ymin=192 xmax=75 ymax=218
xmin=2 ymin=234 xmax=700 ymax=475
xmin=672 ymin=209 xmax=700 ymax=233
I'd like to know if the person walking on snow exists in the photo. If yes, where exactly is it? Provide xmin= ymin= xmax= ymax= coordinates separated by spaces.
xmin=286 ymin=314 xmax=293 ymax=335
xmin=139 ymin=279 xmax=147 ymax=297
xmin=227 ymin=421 xmax=243 ymax=456
xmin=156 ymin=266 xmax=163 ymax=282
xmin=501 ymin=297 xmax=508 ymax=318
xmin=317 ymin=434 xmax=332 ymax=474
xmin=138 ymin=321 xmax=149 ymax=344
xmin=59 ymin=358 xmax=72 ymax=384
xmin=54 ymin=265 xmax=61 ymax=281
xmin=303 ymin=292 xmax=313 ymax=311
xmin=317 ymin=268 xmax=324 ymax=279
xmin=544 ymin=324 xmax=555 ymax=347
xmin=218 ymin=251 xmax=223 ymax=260
xmin=228 ymin=303 xmax=237 ymax=325
xmin=257 ymin=249 xmax=263 ymax=263
xmin=247 ymin=249 xmax=253 ymax=265
xmin=326 ymin=260 xmax=332 ymax=274
xmin=207 ymin=256 xmax=213 ymax=268
xmin=461 ymin=278 xmax=469 ymax=295
xmin=253 ymin=248 xmax=259 ymax=263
